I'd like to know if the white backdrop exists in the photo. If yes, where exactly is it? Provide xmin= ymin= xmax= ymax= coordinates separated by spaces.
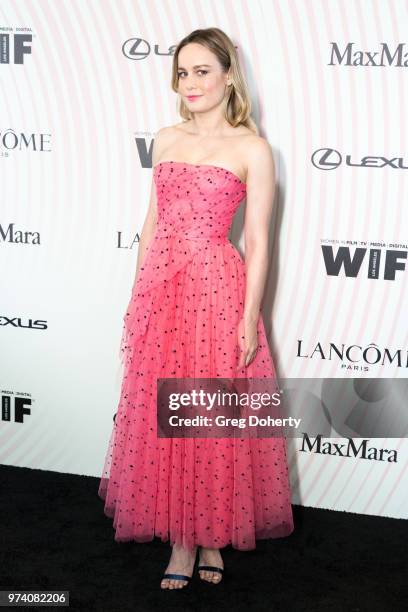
xmin=1 ymin=0 xmax=407 ymax=520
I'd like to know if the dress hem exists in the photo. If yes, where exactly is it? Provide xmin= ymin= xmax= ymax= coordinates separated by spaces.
xmin=98 ymin=488 xmax=295 ymax=551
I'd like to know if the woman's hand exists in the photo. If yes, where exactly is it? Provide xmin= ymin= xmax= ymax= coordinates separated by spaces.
xmin=237 ymin=317 xmax=259 ymax=369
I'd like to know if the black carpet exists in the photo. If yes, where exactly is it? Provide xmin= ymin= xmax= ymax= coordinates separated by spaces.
xmin=1 ymin=464 xmax=406 ymax=611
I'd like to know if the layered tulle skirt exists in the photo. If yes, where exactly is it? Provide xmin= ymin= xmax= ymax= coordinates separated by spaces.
xmin=98 ymin=239 xmax=294 ymax=550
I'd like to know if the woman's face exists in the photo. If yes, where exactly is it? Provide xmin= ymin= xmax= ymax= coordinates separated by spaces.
xmin=176 ymin=43 xmax=229 ymax=114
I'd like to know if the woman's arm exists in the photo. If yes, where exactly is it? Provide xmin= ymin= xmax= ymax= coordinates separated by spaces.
xmin=237 ymin=137 xmax=276 ymax=368
xmin=134 ymin=177 xmax=158 ymax=278
xmin=134 ymin=129 xmax=169 ymax=278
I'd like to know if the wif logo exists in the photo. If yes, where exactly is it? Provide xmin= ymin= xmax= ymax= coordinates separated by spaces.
xmin=322 ymin=245 xmax=407 ymax=280
xmin=0 ymin=32 xmax=32 ymax=64
xmin=1 ymin=393 xmax=31 ymax=423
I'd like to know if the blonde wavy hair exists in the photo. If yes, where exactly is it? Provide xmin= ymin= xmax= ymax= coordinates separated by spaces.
xmin=171 ymin=27 xmax=258 ymax=135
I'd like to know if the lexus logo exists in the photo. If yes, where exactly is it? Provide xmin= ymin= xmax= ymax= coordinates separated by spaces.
xmin=311 ymin=148 xmax=408 ymax=170
xmin=122 ymin=38 xmax=176 ymax=60
xmin=122 ymin=37 xmax=151 ymax=60
xmin=311 ymin=148 xmax=342 ymax=170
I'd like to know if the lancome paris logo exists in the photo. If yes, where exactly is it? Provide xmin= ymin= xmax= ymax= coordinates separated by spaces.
xmin=328 ymin=42 xmax=408 ymax=67
xmin=321 ymin=242 xmax=407 ymax=280
xmin=297 ymin=340 xmax=408 ymax=371
xmin=300 ymin=433 xmax=397 ymax=462
xmin=1 ymin=391 xmax=32 ymax=423
xmin=1 ymin=129 xmax=51 ymax=156
xmin=311 ymin=149 xmax=408 ymax=170
xmin=0 ymin=28 xmax=33 ymax=64
xmin=117 ymin=230 xmax=142 ymax=250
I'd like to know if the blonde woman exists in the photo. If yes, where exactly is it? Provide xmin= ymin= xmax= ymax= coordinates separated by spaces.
xmin=98 ymin=27 xmax=294 ymax=590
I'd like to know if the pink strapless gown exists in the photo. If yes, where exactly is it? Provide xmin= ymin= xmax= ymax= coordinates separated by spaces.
xmin=98 ymin=160 xmax=294 ymax=551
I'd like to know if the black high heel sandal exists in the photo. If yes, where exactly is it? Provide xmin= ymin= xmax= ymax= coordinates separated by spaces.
xmin=197 ymin=565 xmax=224 ymax=582
xmin=161 ymin=572 xmax=192 ymax=587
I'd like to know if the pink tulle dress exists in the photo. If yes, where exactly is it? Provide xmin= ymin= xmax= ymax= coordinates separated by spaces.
xmin=98 ymin=160 xmax=294 ymax=551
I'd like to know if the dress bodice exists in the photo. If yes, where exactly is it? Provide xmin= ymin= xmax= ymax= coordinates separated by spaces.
xmin=124 ymin=161 xmax=247 ymax=342
xmin=153 ymin=161 xmax=247 ymax=242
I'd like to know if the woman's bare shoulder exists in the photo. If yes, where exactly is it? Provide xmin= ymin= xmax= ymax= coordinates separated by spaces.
xmin=243 ymin=133 xmax=274 ymax=164
xmin=153 ymin=123 xmax=187 ymax=160
xmin=156 ymin=121 xmax=191 ymax=137
xmin=241 ymin=135 xmax=275 ymax=184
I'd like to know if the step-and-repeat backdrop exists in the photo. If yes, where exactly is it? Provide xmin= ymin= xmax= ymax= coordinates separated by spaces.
xmin=1 ymin=0 xmax=407 ymax=520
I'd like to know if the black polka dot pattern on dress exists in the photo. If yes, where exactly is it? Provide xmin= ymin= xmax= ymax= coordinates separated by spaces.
xmin=98 ymin=161 xmax=294 ymax=551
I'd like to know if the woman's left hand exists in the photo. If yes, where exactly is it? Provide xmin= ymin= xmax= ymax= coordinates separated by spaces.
xmin=237 ymin=317 xmax=258 ymax=369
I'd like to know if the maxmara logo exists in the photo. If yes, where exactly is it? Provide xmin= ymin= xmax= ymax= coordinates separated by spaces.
xmin=300 ymin=433 xmax=398 ymax=462
xmin=328 ymin=42 xmax=408 ymax=67
xmin=0 ymin=29 xmax=33 ymax=64
xmin=297 ymin=340 xmax=408 ymax=370
xmin=0 ymin=223 xmax=40 ymax=244
xmin=321 ymin=245 xmax=407 ymax=280
xmin=311 ymin=148 xmax=408 ymax=170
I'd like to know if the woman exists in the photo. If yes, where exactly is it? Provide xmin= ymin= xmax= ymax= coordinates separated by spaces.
xmin=98 ymin=27 xmax=294 ymax=590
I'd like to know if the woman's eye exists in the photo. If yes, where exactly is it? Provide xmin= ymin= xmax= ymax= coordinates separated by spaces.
xmin=177 ymin=70 xmax=208 ymax=78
